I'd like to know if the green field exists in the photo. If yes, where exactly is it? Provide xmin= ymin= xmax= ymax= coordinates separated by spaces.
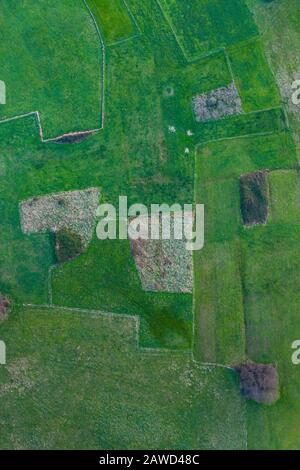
xmin=242 ymin=224 xmax=300 ymax=449
xmin=1 ymin=0 xmax=300 ymax=451
xmin=51 ymin=237 xmax=193 ymax=349
xmin=88 ymin=0 xmax=138 ymax=44
xmin=248 ymin=0 xmax=300 ymax=148
xmin=158 ymin=0 xmax=258 ymax=60
xmin=227 ymin=39 xmax=281 ymax=112
xmin=0 ymin=0 xmax=103 ymax=139
xmin=0 ymin=306 xmax=246 ymax=449
xmin=194 ymin=48 xmax=300 ymax=449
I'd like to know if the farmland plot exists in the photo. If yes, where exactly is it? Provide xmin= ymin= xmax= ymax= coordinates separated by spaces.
xmin=0 ymin=0 xmax=103 ymax=139
xmin=158 ymin=0 xmax=257 ymax=60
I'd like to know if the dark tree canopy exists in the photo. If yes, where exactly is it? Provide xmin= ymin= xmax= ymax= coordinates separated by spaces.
xmin=240 ymin=170 xmax=269 ymax=225
xmin=54 ymin=229 xmax=84 ymax=263
xmin=235 ymin=362 xmax=280 ymax=404
xmin=0 ymin=294 xmax=10 ymax=321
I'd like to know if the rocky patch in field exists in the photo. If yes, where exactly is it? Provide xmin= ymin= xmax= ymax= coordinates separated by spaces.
xmin=192 ymin=82 xmax=242 ymax=122
xmin=129 ymin=213 xmax=193 ymax=293
xmin=235 ymin=362 xmax=280 ymax=405
xmin=20 ymin=188 xmax=100 ymax=248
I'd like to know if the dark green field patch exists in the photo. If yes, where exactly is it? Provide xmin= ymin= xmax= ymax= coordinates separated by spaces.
xmin=194 ymin=107 xmax=287 ymax=144
xmin=51 ymin=237 xmax=193 ymax=350
xmin=158 ymin=0 xmax=258 ymax=60
xmin=241 ymin=225 xmax=300 ymax=297
xmin=54 ymin=229 xmax=84 ymax=264
xmin=0 ymin=0 xmax=103 ymax=139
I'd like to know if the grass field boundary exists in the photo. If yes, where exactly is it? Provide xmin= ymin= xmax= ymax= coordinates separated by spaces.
xmin=107 ymin=33 xmax=140 ymax=48
xmin=195 ymin=106 xmax=287 ymax=146
xmin=197 ymin=129 xmax=281 ymax=147
xmin=156 ymin=0 xmax=227 ymax=63
xmin=155 ymin=0 xmax=226 ymax=63
xmin=123 ymin=0 xmax=142 ymax=34
xmin=0 ymin=0 xmax=106 ymax=142
xmin=224 ymin=49 xmax=237 ymax=89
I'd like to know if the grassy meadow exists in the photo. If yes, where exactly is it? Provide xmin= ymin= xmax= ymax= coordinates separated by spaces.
xmin=157 ymin=0 xmax=258 ymax=60
xmin=88 ymin=0 xmax=138 ymax=44
xmin=0 ymin=0 xmax=300 ymax=450
xmin=0 ymin=0 xmax=103 ymax=139
xmin=0 ymin=306 xmax=246 ymax=449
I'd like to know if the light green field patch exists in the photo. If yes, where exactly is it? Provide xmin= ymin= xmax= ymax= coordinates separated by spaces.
xmin=88 ymin=0 xmax=138 ymax=44
xmin=228 ymin=39 xmax=281 ymax=112
xmin=197 ymin=131 xmax=296 ymax=182
xmin=195 ymin=178 xmax=241 ymax=244
xmin=194 ymin=241 xmax=246 ymax=365
xmin=0 ymin=0 xmax=103 ymax=139
xmin=194 ymin=107 xmax=287 ymax=144
xmin=158 ymin=0 xmax=258 ymax=61
xmin=242 ymin=225 xmax=300 ymax=298
xmin=269 ymin=170 xmax=300 ymax=225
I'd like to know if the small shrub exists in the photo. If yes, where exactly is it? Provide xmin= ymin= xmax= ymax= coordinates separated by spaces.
xmin=0 ymin=294 xmax=10 ymax=322
xmin=240 ymin=170 xmax=269 ymax=225
xmin=235 ymin=362 xmax=280 ymax=404
xmin=54 ymin=229 xmax=83 ymax=263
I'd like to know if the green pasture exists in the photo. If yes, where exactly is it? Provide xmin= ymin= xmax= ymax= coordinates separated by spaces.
xmin=241 ymin=224 xmax=300 ymax=449
xmin=158 ymin=0 xmax=257 ymax=60
xmin=0 ymin=306 xmax=246 ymax=449
xmin=0 ymin=0 xmax=103 ymax=139
xmin=0 ymin=3 xmax=199 ymax=348
xmin=268 ymin=170 xmax=300 ymax=224
xmin=1 ymin=0 xmax=300 ymax=451
xmin=194 ymin=107 xmax=287 ymax=144
xmin=228 ymin=39 xmax=280 ymax=112
xmin=51 ymin=236 xmax=193 ymax=350
xmin=197 ymin=131 xmax=296 ymax=183
xmin=88 ymin=0 xmax=137 ymax=44
xmin=194 ymin=125 xmax=299 ymax=448
xmin=193 ymin=240 xmax=246 ymax=365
